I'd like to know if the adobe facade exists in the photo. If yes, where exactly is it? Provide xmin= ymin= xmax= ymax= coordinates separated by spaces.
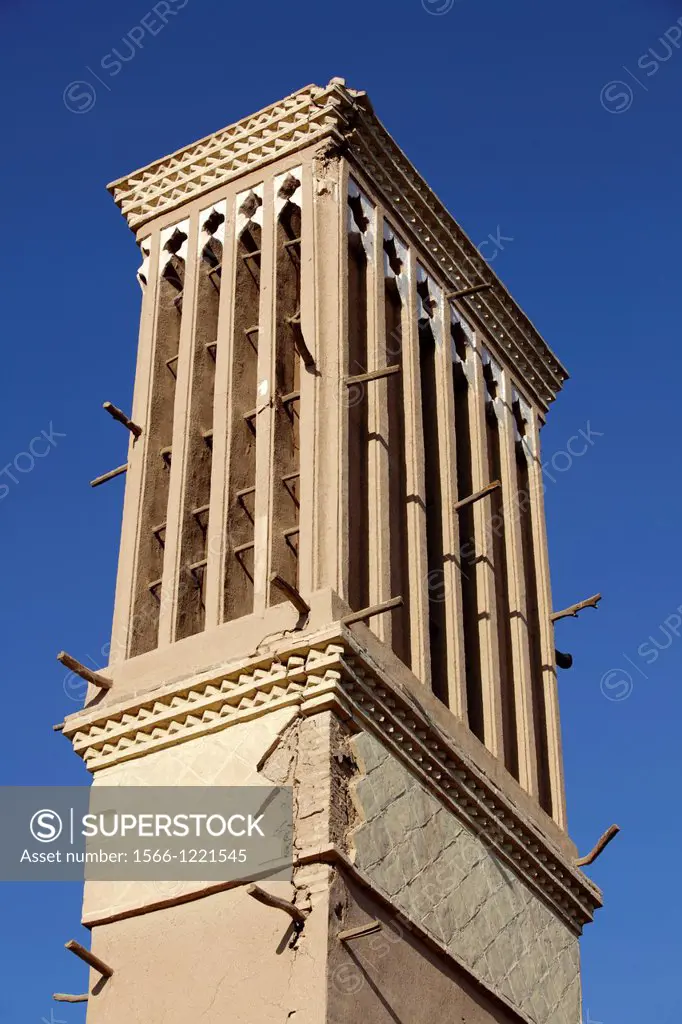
xmin=62 ymin=78 xmax=602 ymax=1023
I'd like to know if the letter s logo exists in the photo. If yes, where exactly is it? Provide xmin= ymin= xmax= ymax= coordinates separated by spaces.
xmin=30 ymin=809 xmax=63 ymax=843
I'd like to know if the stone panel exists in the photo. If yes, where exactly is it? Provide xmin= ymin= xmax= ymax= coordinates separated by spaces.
xmin=349 ymin=732 xmax=581 ymax=1024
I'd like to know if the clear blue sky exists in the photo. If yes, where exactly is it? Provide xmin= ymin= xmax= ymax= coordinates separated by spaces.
xmin=1 ymin=0 xmax=680 ymax=1019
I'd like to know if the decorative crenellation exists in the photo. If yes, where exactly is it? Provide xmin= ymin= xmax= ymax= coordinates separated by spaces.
xmin=159 ymin=218 xmax=189 ymax=286
xmin=275 ymin=167 xmax=302 ymax=219
xmin=137 ymin=237 xmax=151 ymax=291
xmin=450 ymin=304 xmax=474 ymax=349
xmin=198 ymin=200 xmax=227 ymax=254
xmin=63 ymin=632 xmax=601 ymax=932
xmin=235 ymin=182 xmax=264 ymax=237
xmin=481 ymin=344 xmax=505 ymax=418
xmin=348 ymin=177 xmax=375 ymax=258
xmin=512 ymin=386 xmax=536 ymax=458
xmin=383 ymin=220 xmax=408 ymax=300
xmin=450 ymin=305 xmax=476 ymax=387
xmin=416 ymin=264 xmax=443 ymax=349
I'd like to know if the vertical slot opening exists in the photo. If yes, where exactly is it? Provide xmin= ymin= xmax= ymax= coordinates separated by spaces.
xmin=270 ymin=194 xmax=302 ymax=604
xmin=453 ymin=326 xmax=483 ymax=739
xmin=223 ymin=222 xmax=260 ymax=622
xmin=419 ymin=319 xmax=447 ymax=703
xmin=175 ymin=229 xmax=223 ymax=639
xmin=385 ymin=278 xmax=411 ymax=667
xmin=130 ymin=237 xmax=185 ymax=657
xmin=484 ymin=364 xmax=518 ymax=779
xmin=347 ymin=233 xmax=370 ymax=613
xmin=517 ymin=446 xmax=553 ymax=815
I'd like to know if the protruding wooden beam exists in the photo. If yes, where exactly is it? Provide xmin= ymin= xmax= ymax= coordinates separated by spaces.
xmin=453 ymin=479 xmax=501 ymax=513
xmin=53 ymin=722 xmax=65 ymax=733
xmin=246 ymin=884 xmax=306 ymax=924
xmin=102 ymin=402 xmax=142 ymax=439
xmin=65 ymin=940 xmax=114 ymax=978
xmin=90 ymin=463 xmax=128 ymax=488
xmin=338 ymin=920 xmax=383 ymax=942
xmin=57 ymin=652 xmax=112 ymax=692
xmin=576 ymin=824 xmax=620 ymax=867
xmin=53 ymin=994 xmax=89 ymax=1003
xmin=345 ymin=364 xmax=401 ymax=387
xmin=446 ymin=283 xmax=493 ymax=302
xmin=269 ymin=573 xmax=310 ymax=618
xmin=342 ymin=596 xmax=403 ymax=626
xmin=551 ymin=593 xmax=602 ymax=623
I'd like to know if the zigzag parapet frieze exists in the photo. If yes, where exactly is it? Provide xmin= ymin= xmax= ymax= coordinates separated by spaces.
xmin=66 ymin=643 xmax=346 ymax=771
xmin=109 ymin=84 xmax=346 ymax=230
xmin=115 ymin=86 xmax=320 ymax=189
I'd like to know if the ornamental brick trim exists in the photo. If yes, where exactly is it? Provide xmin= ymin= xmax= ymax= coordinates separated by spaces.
xmin=64 ymin=643 xmax=344 ymax=772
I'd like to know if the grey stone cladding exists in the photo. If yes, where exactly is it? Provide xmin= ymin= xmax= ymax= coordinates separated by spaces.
xmin=350 ymin=731 xmax=581 ymax=1024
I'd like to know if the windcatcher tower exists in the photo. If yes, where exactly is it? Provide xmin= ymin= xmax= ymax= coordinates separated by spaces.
xmin=63 ymin=78 xmax=602 ymax=1024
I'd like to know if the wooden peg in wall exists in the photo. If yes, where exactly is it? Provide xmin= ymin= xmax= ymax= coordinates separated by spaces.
xmin=576 ymin=825 xmax=620 ymax=867
xmin=551 ymin=593 xmax=602 ymax=623
xmin=453 ymin=480 xmax=501 ymax=513
xmin=246 ymin=884 xmax=306 ymax=924
xmin=342 ymin=597 xmax=403 ymax=626
xmin=57 ymin=652 xmax=112 ymax=691
xmin=345 ymin=365 xmax=401 ymax=387
xmin=102 ymin=402 xmax=142 ymax=439
xmin=445 ymin=283 xmax=493 ymax=302
xmin=337 ymin=921 xmax=383 ymax=943
xmin=90 ymin=463 xmax=128 ymax=488
xmin=269 ymin=573 xmax=310 ymax=620
xmin=65 ymin=940 xmax=114 ymax=979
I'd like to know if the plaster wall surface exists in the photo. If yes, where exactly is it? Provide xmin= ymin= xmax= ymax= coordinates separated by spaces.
xmin=84 ymin=881 xmax=329 ymax=1024
xmin=82 ymin=706 xmax=298 ymax=924
xmin=349 ymin=731 xmax=581 ymax=1024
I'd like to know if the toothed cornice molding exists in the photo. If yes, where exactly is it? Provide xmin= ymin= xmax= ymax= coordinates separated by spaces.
xmin=65 ymin=642 xmax=345 ymax=772
xmin=107 ymin=82 xmax=347 ymax=230
xmin=107 ymin=78 xmax=567 ymax=409
xmin=63 ymin=630 xmax=601 ymax=933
